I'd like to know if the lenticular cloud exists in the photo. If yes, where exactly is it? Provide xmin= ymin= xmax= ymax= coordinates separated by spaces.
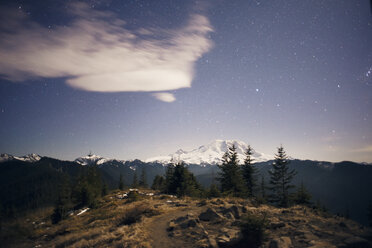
xmin=0 ymin=3 xmax=213 ymax=101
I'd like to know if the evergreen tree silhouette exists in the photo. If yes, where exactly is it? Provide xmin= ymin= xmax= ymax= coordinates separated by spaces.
xmin=52 ymin=175 xmax=71 ymax=224
xmin=268 ymin=145 xmax=296 ymax=207
xmin=132 ymin=172 xmax=138 ymax=188
xmin=242 ymin=145 xmax=257 ymax=197
xmin=139 ymin=168 xmax=148 ymax=188
xmin=218 ymin=144 xmax=244 ymax=196
xmin=118 ymin=173 xmax=124 ymax=190
xmin=293 ymin=181 xmax=311 ymax=206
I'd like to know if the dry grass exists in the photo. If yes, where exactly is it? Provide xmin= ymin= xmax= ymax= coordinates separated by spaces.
xmin=42 ymin=197 xmax=161 ymax=248
xmin=0 ymin=191 xmax=164 ymax=248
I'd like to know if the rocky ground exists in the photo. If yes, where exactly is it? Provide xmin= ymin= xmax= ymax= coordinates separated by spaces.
xmin=161 ymin=198 xmax=372 ymax=248
xmin=2 ymin=191 xmax=372 ymax=248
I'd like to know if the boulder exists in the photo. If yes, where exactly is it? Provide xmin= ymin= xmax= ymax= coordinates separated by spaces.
xmin=216 ymin=228 xmax=242 ymax=247
xmin=199 ymin=208 xmax=224 ymax=221
xmin=221 ymin=205 xmax=241 ymax=219
xmin=179 ymin=219 xmax=198 ymax=229
xmin=270 ymin=222 xmax=285 ymax=229
xmin=269 ymin=237 xmax=292 ymax=248
xmin=224 ymin=212 xmax=235 ymax=220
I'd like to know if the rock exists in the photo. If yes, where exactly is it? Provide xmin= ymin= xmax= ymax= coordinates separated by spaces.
xmin=343 ymin=236 xmax=371 ymax=248
xmin=241 ymin=206 xmax=249 ymax=213
xmin=175 ymin=203 xmax=188 ymax=207
xmin=174 ymin=216 xmax=188 ymax=223
xmin=199 ymin=208 xmax=224 ymax=222
xmin=208 ymin=236 xmax=218 ymax=248
xmin=229 ymin=206 xmax=241 ymax=219
xmin=268 ymin=237 xmax=292 ymax=248
xmin=179 ymin=219 xmax=198 ymax=229
xmin=339 ymin=222 xmax=346 ymax=227
xmin=216 ymin=229 xmax=242 ymax=247
xmin=270 ymin=222 xmax=285 ymax=229
xmin=167 ymin=221 xmax=176 ymax=232
xmin=224 ymin=212 xmax=235 ymax=220
xmin=307 ymin=240 xmax=336 ymax=248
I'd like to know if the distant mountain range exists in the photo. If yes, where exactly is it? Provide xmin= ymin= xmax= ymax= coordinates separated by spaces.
xmin=1 ymin=140 xmax=272 ymax=166
xmin=1 ymin=140 xmax=372 ymax=225
xmin=0 ymin=153 xmax=41 ymax=163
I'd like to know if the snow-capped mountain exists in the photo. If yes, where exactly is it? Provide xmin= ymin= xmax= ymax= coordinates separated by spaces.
xmin=146 ymin=140 xmax=273 ymax=165
xmin=0 ymin=153 xmax=14 ymax=163
xmin=74 ymin=154 xmax=110 ymax=166
xmin=0 ymin=153 xmax=41 ymax=163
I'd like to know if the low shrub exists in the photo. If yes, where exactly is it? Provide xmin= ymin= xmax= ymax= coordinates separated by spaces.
xmin=127 ymin=191 xmax=140 ymax=203
xmin=118 ymin=202 xmax=159 ymax=226
xmin=239 ymin=212 xmax=268 ymax=248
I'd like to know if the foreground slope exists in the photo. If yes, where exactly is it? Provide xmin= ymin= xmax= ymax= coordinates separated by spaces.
xmin=2 ymin=191 xmax=372 ymax=248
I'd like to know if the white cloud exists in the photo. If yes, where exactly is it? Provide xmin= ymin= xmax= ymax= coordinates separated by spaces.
xmin=0 ymin=3 xmax=213 ymax=101
xmin=152 ymin=92 xmax=176 ymax=102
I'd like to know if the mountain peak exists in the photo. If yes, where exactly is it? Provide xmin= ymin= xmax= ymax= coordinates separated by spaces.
xmin=146 ymin=139 xmax=272 ymax=165
xmin=75 ymin=154 xmax=109 ymax=166
xmin=0 ymin=153 xmax=41 ymax=163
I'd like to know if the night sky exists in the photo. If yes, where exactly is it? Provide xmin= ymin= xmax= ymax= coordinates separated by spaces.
xmin=0 ymin=0 xmax=371 ymax=162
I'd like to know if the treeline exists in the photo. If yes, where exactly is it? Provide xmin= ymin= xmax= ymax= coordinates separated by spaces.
xmin=53 ymin=167 xmax=152 ymax=223
xmin=151 ymin=161 xmax=203 ymax=197
xmin=52 ymin=166 xmax=106 ymax=223
xmin=217 ymin=144 xmax=310 ymax=208
xmin=151 ymin=145 xmax=311 ymax=208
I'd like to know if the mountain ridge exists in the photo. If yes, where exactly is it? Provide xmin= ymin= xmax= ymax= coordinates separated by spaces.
xmin=146 ymin=139 xmax=273 ymax=165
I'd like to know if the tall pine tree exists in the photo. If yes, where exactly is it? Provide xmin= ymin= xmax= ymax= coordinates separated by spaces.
xmin=257 ymin=176 xmax=267 ymax=204
xmin=169 ymin=161 xmax=202 ymax=197
xmin=293 ymin=181 xmax=311 ymax=206
xmin=132 ymin=173 xmax=138 ymax=188
xmin=242 ymin=145 xmax=257 ymax=197
xmin=51 ymin=175 xmax=71 ymax=224
xmin=368 ymin=203 xmax=372 ymax=227
xmin=268 ymin=145 xmax=296 ymax=207
xmin=118 ymin=173 xmax=124 ymax=190
xmin=151 ymin=175 xmax=165 ymax=191
xmin=139 ymin=168 xmax=148 ymax=188
xmin=164 ymin=163 xmax=176 ymax=194
xmin=218 ymin=144 xmax=244 ymax=196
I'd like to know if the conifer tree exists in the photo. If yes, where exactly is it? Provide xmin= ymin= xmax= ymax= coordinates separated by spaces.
xmin=132 ymin=173 xmax=138 ymax=188
xmin=118 ymin=173 xmax=124 ymax=190
xmin=368 ymin=203 xmax=372 ymax=227
xmin=139 ymin=168 xmax=148 ymax=188
xmin=293 ymin=181 xmax=311 ymax=206
xmin=52 ymin=176 xmax=71 ymax=224
xmin=218 ymin=144 xmax=245 ymax=196
xmin=72 ymin=167 xmax=102 ymax=208
xmin=164 ymin=161 xmax=202 ymax=197
xmin=257 ymin=176 xmax=267 ymax=204
xmin=101 ymin=183 xmax=108 ymax=196
xmin=208 ymin=183 xmax=221 ymax=198
xmin=151 ymin=175 xmax=165 ymax=191
xmin=268 ymin=145 xmax=297 ymax=207
xmin=242 ymin=145 xmax=257 ymax=197
xmin=164 ymin=163 xmax=176 ymax=194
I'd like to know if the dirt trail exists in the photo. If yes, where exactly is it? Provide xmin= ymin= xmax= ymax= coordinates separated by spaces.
xmin=146 ymin=205 xmax=201 ymax=248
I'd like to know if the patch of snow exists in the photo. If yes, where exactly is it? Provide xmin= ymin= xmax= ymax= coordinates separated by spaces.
xmin=74 ymin=154 xmax=109 ymax=166
xmin=77 ymin=207 xmax=90 ymax=216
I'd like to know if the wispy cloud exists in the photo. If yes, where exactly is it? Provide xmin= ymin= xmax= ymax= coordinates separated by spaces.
xmin=0 ymin=3 xmax=213 ymax=101
xmin=152 ymin=92 xmax=176 ymax=103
